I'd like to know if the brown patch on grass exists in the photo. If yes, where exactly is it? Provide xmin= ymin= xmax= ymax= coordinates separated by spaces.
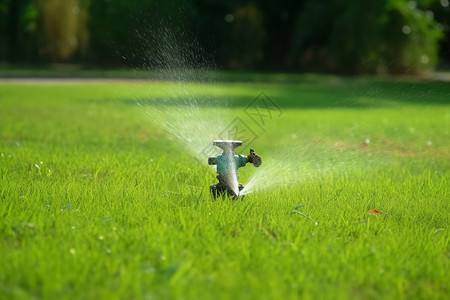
xmin=332 ymin=141 xmax=353 ymax=150
xmin=330 ymin=139 xmax=447 ymax=159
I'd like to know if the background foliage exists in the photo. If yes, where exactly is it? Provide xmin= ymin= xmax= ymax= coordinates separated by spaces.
xmin=0 ymin=0 xmax=449 ymax=73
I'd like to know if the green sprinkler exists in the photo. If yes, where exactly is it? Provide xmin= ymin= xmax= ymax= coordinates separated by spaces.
xmin=208 ymin=140 xmax=261 ymax=199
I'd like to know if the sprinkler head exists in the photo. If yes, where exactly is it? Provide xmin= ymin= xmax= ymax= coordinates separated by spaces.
xmin=208 ymin=139 xmax=260 ymax=200
xmin=213 ymin=140 xmax=242 ymax=153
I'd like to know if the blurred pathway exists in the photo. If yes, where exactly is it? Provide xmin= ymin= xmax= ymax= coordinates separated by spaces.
xmin=1 ymin=72 xmax=450 ymax=83
xmin=430 ymin=71 xmax=450 ymax=82
xmin=0 ymin=78 xmax=143 ymax=84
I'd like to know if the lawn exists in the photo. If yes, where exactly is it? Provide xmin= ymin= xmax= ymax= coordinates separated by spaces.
xmin=0 ymin=73 xmax=449 ymax=299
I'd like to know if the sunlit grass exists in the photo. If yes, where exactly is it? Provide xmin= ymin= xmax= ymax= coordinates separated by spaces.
xmin=0 ymin=74 xmax=449 ymax=299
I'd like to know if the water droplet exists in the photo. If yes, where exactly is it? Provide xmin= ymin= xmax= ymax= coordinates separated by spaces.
xmin=402 ymin=26 xmax=411 ymax=35
xmin=99 ymin=235 xmax=104 ymax=240
xmin=72 ymin=5 xmax=80 ymax=14
xmin=420 ymin=55 xmax=429 ymax=64
xmin=69 ymin=248 xmax=76 ymax=255
xmin=224 ymin=14 xmax=234 ymax=23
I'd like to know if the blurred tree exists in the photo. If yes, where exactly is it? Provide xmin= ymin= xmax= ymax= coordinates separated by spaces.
xmin=290 ymin=0 xmax=443 ymax=74
xmin=36 ymin=0 xmax=89 ymax=62
xmin=0 ymin=0 xmax=39 ymax=62
xmin=429 ymin=0 xmax=450 ymax=65
xmin=258 ymin=0 xmax=304 ymax=69
xmin=0 ymin=0 xmax=447 ymax=73
xmin=194 ymin=0 xmax=304 ymax=69
xmin=228 ymin=3 xmax=264 ymax=69
xmin=289 ymin=0 xmax=336 ymax=71
xmin=192 ymin=0 xmax=235 ymax=68
xmin=88 ymin=0 xmax=198 ymax=67
xmin=381 ymin=0 xmax=443 ymax=73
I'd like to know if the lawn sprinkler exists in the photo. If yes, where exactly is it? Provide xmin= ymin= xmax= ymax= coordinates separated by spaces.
xmin=208 ymin=140 xmax=261 ymax=199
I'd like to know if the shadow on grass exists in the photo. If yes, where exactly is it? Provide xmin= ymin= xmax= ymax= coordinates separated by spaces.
xmin=126 ymin=77 xmax=450 ymax=109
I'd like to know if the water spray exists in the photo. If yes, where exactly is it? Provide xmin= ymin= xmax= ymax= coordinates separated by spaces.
xmin=208 ymin=140 xmax=261 ymax=199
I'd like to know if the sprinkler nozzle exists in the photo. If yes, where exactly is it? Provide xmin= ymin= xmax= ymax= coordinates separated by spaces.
xmin=247 ymin=148 xmax=262 ymax=167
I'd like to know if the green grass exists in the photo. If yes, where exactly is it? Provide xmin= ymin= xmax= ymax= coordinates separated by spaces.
xmin=0 ymin=74 xmax=449 ymax=300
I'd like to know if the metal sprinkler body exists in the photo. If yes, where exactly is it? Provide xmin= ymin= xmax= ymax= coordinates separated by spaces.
xmin=208 ymin=140 xmax=261 ymax=199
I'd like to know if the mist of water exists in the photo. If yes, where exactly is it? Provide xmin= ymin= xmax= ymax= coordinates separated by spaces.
xmin=225 ymin=146 xmax=240 ymax=196
xmin=135 ymin=17 xmax=236 ymax=165
xmin=240 ymin=143 xmax=380 ymax=195
xmin=140 ymin=96 xmax=231 ymax=162
xmin=134 ymin=13 xmax=380 ymax=197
